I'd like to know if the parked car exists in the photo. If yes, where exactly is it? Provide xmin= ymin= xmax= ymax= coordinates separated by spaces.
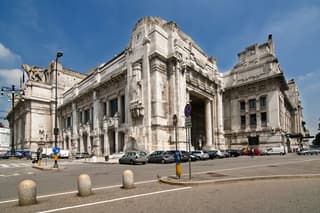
xmin=216 ymin=150 xmax=230 ymax=158
xmin=309 ymin=149 xmax=320 ymax=155
xmin=265 ymin=147 xmax=286 ymax=155
xmin=190 ymin=150 xmax=210 ymax=160
xmin=297 ymin=149 xmax=320 ymax=155
xmin=59 ymin=149 xmax=70 ymax=159
xmin=148 ymin=151 xmax=175 ymax=164
xmin=180 ymin=151 xmax=198 ymax=161
xmin=1 ymin=150 xmax=23 ymax=159
xmin=226 ymin=149 xmax=241 ymax=157
xmin=204 ymin=150 xmax=218 ymax=159
xmin=75 ymin=152 xmax=90 ymax=159
xmin=119 ymin=151 xmax=148 ymax=165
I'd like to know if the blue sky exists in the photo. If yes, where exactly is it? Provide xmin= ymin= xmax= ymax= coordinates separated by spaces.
xmin=0 ymin=0 xmax=319 ymax=136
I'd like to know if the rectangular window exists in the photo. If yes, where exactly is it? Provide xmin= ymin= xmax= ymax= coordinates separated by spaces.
xmin=249 ymin=99 xmax=256 ymax=110
xmin=103 ymin=102 xmax=107 ymax=116
xmin=90 ymin=107 xmax=93 ymax=124
xmin=110 ymin=98 xmax=118 ymax=117
xmin=261 ymin=112 xmax=267 ymax=127
xmin=240 ymin=115 xmax=246 ymax=129
xmin=67 ymin=116 xmax=71 ymax=128
xmin=121 ymin=95 xmax=125 ymax=123
xmin=240 ymin=101 xmax=245 ymax=111
xmin=260 ymin=96 xmax=266 ymax=109
xmin=79 ymin=111 xmax=83 ymax=124
xmin=84 ymin=109 xmax=90 ymax=123
xmin=250 ymin=114 xmax=256 ymax=128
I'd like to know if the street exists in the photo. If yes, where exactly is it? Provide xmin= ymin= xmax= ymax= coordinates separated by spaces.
xmin=0 ymin=154 xmax=320 ymax=212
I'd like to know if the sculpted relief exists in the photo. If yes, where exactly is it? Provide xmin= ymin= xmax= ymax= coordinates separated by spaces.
xmin=21 ymin=64 xmax=47 ymax=83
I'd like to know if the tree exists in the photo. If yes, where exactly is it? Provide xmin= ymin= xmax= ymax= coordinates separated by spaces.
xmin=312 ymin=132 xmax=320 ymax=146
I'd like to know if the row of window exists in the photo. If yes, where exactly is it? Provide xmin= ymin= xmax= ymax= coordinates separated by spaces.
xmin=240 ymin=96 xmax=266 ymax=111
xmin=240 ymin=112 xmax=267 ymax=129
xmin=63 ymin=96 xmax=126 ymax=129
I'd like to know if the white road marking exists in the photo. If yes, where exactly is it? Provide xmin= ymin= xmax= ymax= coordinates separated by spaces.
xmin=0 ymin=164 xmax=9 ymax=168
xmin=0 ymin=179 xmax=158 ymax=204
xmin=36 ymin=187 xmax=192 ymax=213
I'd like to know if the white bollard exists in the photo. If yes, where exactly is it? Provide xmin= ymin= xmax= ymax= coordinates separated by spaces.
xmin=18 ymin=179 xmax=37 ymax=206
xmin=122 ymin=170 xmax=135 ymax=189
xmin=77 ymin=174 xmax=92 ymax=196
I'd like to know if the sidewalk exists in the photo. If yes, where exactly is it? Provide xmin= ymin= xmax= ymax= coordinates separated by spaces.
xmin=158 ymin=161 xmax=320 ymax=186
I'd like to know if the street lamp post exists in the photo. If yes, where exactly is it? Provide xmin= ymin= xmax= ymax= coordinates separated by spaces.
xmin=53 ymin=51 xmax=63 ymax=168
xmin=1 ymin=85 xmax=24 ymax=156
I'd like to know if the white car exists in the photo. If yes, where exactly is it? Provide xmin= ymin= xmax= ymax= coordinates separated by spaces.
xmin=265 ymin=147 xmax=286 ymax=155
xmin=190 ymin=150 xmax=210 ymax=160
xmin=59 ymin=150 xmax=70 ymax=159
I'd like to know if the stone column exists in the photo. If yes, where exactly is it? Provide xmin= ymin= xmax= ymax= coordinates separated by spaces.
xmin=71 ymin=103 xmax=78 ymax=155
xmin=211 ymin=96 xmax=216 ymax=148
xmin=93 ymin=91 xmax=101 ymax=155
xmin=143 ymin=37 xmax=152 ymax=151
xmin=217 ymin=89 xmax=224 ymax=148
xmin=103 ymin=121 xmax=110 ymax=156
xmin=79 ymin=133 xmax=84 ymax=153
xmin=205 ymin=99 xmax=213 ymax=147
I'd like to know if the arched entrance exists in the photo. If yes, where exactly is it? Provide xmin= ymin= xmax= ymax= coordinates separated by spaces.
xmin=190 ymin=94 xmax=206 ymax=150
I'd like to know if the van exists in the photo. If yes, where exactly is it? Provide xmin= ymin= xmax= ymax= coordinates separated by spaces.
xmin=59 ymin=150 xmax=70 ymax=159
xmin=266 ymin=147 xmax=286 ymax=155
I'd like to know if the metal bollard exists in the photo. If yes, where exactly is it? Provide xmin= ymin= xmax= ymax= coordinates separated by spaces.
xmin=122 ymin=170 xmax=135 ymax=189
xmin=77 ymin=174 xmax=92 ymax=196
xmin=18 ymin=179 xmax=37 ymax=206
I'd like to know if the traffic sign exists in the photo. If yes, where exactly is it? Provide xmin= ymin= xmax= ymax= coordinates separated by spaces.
xmin=52 ymin=147 xmax=60 ymax=154
xmin=184 ymin=103 xmax=192 ymax=117
xmin=185 ymin=116 xmax=192 ymax=128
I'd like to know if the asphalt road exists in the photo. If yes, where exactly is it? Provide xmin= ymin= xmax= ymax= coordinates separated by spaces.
xmin=0 ymin=154 xmax=320 ymax=212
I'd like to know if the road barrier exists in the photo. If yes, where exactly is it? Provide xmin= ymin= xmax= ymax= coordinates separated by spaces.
xmin=122 ymin=170 xmax=135 ymax=189
xmin=18 ymin=179 xmax=37 ymax=206
xmin=77 ymin=174 xmax=92 ymax=196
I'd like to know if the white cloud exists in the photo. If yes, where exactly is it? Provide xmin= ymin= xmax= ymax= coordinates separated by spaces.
xmin=0 ymin=43 xmax=21 ymax=68
xmin=0 ymin=69 xmax=23 ymax=87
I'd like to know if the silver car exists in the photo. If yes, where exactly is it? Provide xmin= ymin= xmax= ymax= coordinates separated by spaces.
xmin=119 ymin=151 xmax=148 ymax=165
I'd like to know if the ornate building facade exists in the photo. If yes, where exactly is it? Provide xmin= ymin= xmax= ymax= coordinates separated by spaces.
xmin=7 ymin=17 xmax=307 ymax=156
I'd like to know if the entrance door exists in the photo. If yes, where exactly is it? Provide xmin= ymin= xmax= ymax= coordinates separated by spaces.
xmin=190 ymin=95 xmax=206 ymax=150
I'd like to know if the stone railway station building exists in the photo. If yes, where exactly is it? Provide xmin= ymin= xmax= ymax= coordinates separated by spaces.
xmin=7 ymin=17 xmax=308 ymax=157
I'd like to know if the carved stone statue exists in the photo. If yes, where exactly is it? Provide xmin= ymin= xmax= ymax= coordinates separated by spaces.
xmin=21 ymin=64 xmax=46 ymax=83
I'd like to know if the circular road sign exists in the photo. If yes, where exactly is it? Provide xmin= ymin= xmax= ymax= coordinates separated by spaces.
xmin=184 ymin=103 xmax=192 ymax=117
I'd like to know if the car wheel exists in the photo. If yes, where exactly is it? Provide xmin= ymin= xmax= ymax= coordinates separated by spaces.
xmin=161 ymin=159 xmax=165 ymax=164
xmin=130 ymin=160 xmax=134 ymax=165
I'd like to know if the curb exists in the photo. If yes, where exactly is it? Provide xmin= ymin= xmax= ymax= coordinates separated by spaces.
xmin=32 ymin=165 xmax=65 ymax=171
xmin=158 ymin=174 xmax=320 ymax=186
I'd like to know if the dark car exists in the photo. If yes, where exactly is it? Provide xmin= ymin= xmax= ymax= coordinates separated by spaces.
xmin=119 ymin=151 xmax=148 ymax=165
xmin=1 ymin=151 xmax=23 ymax=159
xmin=75 ymin=152 xmax=90 ymax=159
xmin=148 ymin=151 xmax=175 ymax=164
xmin=226 ymin=149 xmax=241 ymax=157
xmin=205 ymin=150 xmax=218 ymax=159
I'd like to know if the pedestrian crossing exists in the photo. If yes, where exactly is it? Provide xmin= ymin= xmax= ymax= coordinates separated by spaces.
xmin=0 ymin=163 xmax=30 ymax=168
xmin=0 ymin=161 xmax=82 ymax=169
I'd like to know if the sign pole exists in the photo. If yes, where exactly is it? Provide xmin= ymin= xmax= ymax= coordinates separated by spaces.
xmin=184 ymin=103 xmax=192 ymax=180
